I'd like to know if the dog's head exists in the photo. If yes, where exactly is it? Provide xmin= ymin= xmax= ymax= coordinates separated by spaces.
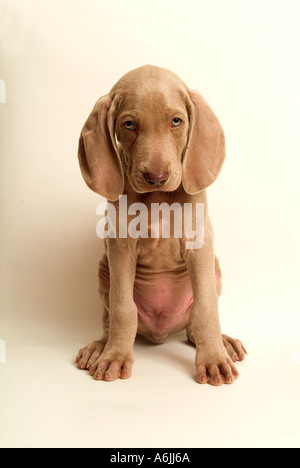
xmin=78 ymin=65 xmax=225 ymax=200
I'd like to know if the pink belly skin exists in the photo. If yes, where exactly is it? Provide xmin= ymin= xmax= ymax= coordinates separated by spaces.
xmin=99 ymin=266 xmax=194 ymax=344
xmin=134 ymin=277 xmax=194 ymax=343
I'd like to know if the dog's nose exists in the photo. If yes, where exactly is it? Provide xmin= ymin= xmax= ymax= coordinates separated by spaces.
xmin=143 ymin=171 xmax=169 ymax=187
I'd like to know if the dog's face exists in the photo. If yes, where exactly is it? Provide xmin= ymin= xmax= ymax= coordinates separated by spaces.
xmin=114 ymin=81 xmax=190 ymax=194
xmin=78 ymin=65 xmax=226 ymax=201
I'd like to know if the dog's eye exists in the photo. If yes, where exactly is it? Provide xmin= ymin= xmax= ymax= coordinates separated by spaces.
xmin=171 ymin=118 xmax=182 ymax=128
xmin=123 ymin=120 xmax=136 ymax=131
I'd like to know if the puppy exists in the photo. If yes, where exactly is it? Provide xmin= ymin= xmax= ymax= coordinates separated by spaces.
xmin=75 ymin=65 xmax=247 ymax=385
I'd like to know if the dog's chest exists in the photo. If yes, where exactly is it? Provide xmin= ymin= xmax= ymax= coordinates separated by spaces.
xmin=133 ymin=237 xmax=193 ymax=333
xmin=137 ymin=236 xmax=183 ymax=273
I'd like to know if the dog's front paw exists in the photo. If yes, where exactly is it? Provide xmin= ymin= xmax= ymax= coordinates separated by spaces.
xmin=195 ymin=346 xmax=239 ymax=386
xmin=89 ymin=348 xmax=134 ymax=382
xmin=75 ymin=340 xmax=107 ymax=370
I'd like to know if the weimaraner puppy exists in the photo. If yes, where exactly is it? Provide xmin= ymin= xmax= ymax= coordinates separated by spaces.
xmin=75 ymin=65 xmax=247 ymax=385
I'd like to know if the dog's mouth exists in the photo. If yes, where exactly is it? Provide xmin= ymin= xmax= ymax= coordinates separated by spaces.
xmin=131 ymin=180 xmax=181 ymax=195
xmin=129 ymin=170 xmax=182 ymax=194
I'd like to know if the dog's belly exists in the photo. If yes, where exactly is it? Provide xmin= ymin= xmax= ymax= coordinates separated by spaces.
xmin=134 ymin=274 xmax=194 ymax=343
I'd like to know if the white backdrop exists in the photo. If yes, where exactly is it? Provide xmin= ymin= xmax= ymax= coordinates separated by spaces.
xmin=1 ymin=0 xmax=300 ymax=448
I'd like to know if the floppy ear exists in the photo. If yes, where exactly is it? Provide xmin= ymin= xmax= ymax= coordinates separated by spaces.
xmin=182 ymin=90 xmax=226 ymax=194
xmin=78 ymin=95 xmax=124 ymax=201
